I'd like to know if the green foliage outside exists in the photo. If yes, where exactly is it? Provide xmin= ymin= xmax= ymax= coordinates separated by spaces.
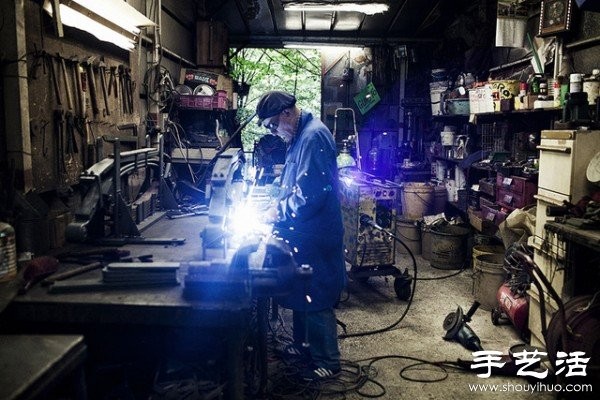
xmin=229 ymin=48 xmax=321 ymax=152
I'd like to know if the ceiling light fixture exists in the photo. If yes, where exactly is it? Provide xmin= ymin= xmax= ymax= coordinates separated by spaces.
xmin=283 ymin=2 xmax=389 ymax=15
xmin=43 ymin=0 xmax=155 ymax=51
xmin=284 ymin=43 xmax=362 ymax=50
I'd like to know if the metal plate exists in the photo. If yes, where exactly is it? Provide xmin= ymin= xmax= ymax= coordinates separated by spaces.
xmin=586 ymin=151 xmax=600 ymax=184
xmin=175 ymin=85 xmax=192 ymax=95
xmin=193 ymin=84 xmax=216 ymax=96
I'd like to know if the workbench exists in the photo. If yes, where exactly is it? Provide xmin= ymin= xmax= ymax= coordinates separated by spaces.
xmin=0 ymin=268 xmax=252 ymax=400
xmin=544 ymin=221 xmax=600 ymax=250
xmin=543 ymin=221 xmax=600 ymax=297
xmin=0 ymin=334 xmax=87 ymax=400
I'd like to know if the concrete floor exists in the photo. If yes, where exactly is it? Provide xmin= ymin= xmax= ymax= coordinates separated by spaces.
xmin=135 ymin=214 xmax=562 ymax=400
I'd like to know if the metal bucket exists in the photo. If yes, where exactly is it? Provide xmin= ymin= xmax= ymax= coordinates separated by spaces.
xmin=401 ymin=182 xmax=434 ymax=220
xmin=421 ymin=226 xmax=432 ymax=260
xmin=430 ymin=225 xmax=470 ymax=270
xmin=473 ymin=253 xmax=507 ymax=311
xmin=433 ymin=185 xmax=447 ymax=214
xmin=395 ymin=217 xmax=421 ymax=256
xmin=472 ymin=244 xmax=505 ymax=268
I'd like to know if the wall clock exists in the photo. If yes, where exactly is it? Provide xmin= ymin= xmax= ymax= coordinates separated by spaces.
xmin=538 ymin=0 xmax=574 ymax=37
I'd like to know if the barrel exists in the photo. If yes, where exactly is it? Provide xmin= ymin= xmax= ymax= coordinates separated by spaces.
xmin=401 ymin=182 xmax=434 ymax=220
xmin=395 ymin=218 xmax=421 ymax=256
xmin=473 ymin=253 xmax=507 ymax=311
xmin=430 ymin=225 xmax=470 ymax=270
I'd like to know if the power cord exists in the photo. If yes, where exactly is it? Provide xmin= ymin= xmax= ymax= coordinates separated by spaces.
xmin=416 ymin=263 xmax=468 ymax=280
xmin=338 ymin=216 xmax=417 ymax=339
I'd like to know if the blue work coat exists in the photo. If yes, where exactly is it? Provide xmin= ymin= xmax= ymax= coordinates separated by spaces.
xmin=273 ymin=111 xmax=346 ymax=311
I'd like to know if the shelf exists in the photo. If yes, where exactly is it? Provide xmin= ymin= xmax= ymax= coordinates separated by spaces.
xmin=545 ymin=222 xmax=600 ymax=250
xmin=431 ymin=114 xmax=470 ymax=123
xmin=472 ymin=108 xmax=561 ymax=118
xmin=432 ymin=108 xmax=561 ymax=122
xmin=432 ymin=155 xmax=465 ymax=164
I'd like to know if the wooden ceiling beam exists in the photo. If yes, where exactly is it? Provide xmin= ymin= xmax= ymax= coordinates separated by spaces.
xmin=386 ymin=0 xmax=410 ymax=34
xmin=266 ymin=0 xmax=280 ymax=35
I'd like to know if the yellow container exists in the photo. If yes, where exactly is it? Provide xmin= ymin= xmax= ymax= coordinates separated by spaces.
xmin=473 ymin=253 xmax=507 ymax=311
xmin=491 ymin=80 xmax=519 ymax=111
xmin=491 ymin=80 xmax=520 ymax=99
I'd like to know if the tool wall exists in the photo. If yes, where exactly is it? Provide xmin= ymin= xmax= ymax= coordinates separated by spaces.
xmin=24 ymin=1 xmax=140 ymax=193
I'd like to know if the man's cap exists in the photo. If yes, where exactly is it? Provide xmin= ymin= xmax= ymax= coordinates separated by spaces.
xmin=256 ymin=91 xmax=296 ymax=126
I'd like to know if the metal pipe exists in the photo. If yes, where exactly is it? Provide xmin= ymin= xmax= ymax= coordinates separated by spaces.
xmin=231 ymin=34 xmax=440 ymax=48
xmin=565 ymin=35 xmax=600 ymax=50
xmin=554 ymin=37 xmax=562 ymax=80
xmin=489 ymin=57 xmax=532 ymax=73
xmin=113 ymin=139 xmax=121 ymax=237
xmin=140 ymin=35 xmax=196 ymax=67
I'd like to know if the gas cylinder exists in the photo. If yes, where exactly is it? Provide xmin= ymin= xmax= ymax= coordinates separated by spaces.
xmin=491 ymin=283 xmax=529 ymax=334
xmin=0 ymin=221 xmax=18 ymax=282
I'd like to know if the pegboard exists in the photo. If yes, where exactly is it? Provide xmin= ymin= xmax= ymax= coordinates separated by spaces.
xmin=23 ymin=1 xmax=142 ymax=193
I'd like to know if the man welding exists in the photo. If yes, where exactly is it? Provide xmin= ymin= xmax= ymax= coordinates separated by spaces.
xmin=257 ymin=90 xmax=346 ymax=381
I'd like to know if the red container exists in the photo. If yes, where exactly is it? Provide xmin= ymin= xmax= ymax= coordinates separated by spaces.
xmin=496 ymin=283 xmax=529 ymax=333
xmin=178 ymin=95 xmax=212 ymax=109
xmin=212 ymin=90 xmax=228 ymax=110
xmin=177 ymin=91 xmax=229 ymax=110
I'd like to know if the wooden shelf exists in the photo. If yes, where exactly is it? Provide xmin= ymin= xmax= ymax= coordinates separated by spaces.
xmin=432 ymin=155 xmax=464 ymax=164
xmin=431 ymin=114 xmax=470 ymax=123
xmin=432 ymin=108 xmax=561 ymax=122
xmin=473 ymin=108 xmax=561 ymax=118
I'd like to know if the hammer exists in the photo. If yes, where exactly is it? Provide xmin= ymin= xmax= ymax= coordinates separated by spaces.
xmin=98 ymin=58 xmax=110 ymax=116
xmin=57 ymin=53 xmax=73 ymax=112
xmin=84 ymin=56 xmax=99 ymax=117
xmin=69 ymin=56 xmax=84 ymax=118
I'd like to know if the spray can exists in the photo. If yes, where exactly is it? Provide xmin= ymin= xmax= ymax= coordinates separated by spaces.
xmin=0 ymin=221 xmax=17 ymax=282
xmin=583 ymin=69 xmax=599 ymax=105
xmin=570 ymin=73 xmax=583 ymax=93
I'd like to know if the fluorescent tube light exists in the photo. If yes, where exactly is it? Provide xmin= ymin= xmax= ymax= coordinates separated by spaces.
xmin=69 ymin=0 xmax=155 ymax=34
xmin=43 ymin=0 xmax=155 ymax=51
xmin=284 ymin=43 xmax=361 ymax=50
xmin=284 ymin=2 xmax=389 ymax=15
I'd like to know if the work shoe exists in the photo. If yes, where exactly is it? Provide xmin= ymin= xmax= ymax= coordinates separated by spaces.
xmin=301 ymin=365 xmax=341 ymax=381
xmin=274 ymin=342 xmax=310 ymax=360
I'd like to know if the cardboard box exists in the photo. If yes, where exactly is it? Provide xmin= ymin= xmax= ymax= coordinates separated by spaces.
xmin=180 ymin=69 xmax=220 ymax=90
xmin=468 ymin=206 xmax=498 ymax=235
xmin=179 ymin=69 xmax=234 ymax=102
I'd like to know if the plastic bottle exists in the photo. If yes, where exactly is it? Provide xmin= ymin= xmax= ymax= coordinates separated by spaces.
xmin=0 ymin=221 xmax=18 ymax=282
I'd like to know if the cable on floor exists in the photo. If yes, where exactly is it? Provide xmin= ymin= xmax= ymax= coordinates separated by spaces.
xmin=415 ymin=262 xmax=468 ymax=280
xmin=338 ymin=227 xmax=418 ymax=339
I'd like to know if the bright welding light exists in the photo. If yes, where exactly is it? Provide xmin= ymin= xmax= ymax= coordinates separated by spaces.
xmin=339 ymin=175 xmax=355 ymax=188
xmin=227 ymin=202 xmax=272 ymax=243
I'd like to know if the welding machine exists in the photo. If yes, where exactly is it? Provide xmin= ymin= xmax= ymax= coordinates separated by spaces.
xmin=338 ymin=169 xmax=411 ymax=299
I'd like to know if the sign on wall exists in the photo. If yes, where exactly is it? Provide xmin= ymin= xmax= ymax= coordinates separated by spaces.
xmin=354 ymin=82 xmax=380 ymax=114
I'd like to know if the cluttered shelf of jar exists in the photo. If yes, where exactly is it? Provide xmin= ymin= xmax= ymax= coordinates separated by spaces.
xmin=431 ymin=107 xmax=562 ymax=122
